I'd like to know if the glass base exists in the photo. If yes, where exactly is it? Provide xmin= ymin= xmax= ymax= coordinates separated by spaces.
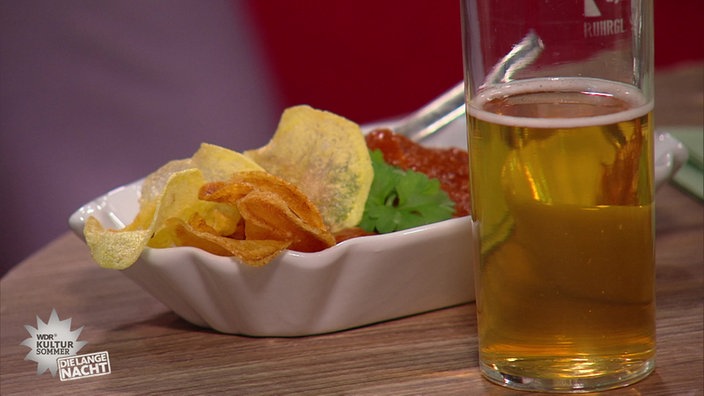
xmin=479 ymin=358 xmax=655 ymax=393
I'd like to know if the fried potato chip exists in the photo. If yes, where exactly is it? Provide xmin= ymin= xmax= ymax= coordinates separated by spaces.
xmin=140 ymin=142 xmax=261 ymax=206
xmin=149 ymin=201 xmax=240 ymax=248
xmin=84 ymin=216 xmax=153 ymax=270
xmin=163 ymin=217 xmax=290 ymax=266
xmin=199 ymin=171 xmax=336 ymax=252
xmin=191 ymin=143 xmax=263 ymax=182
xmin=141 ymin=159 xmax=194 ymax=205
xmin=85 ymin=168 xmax=205 ymax=269
xmin=238 ymin=191 xmax=334 ymax=252
xmin=201 ymin=171 xmax=327 ymax=230
xmin=151 ymin=169 xmax=206 ymax=222
xmin=84 ymin=108 xmax=374 ymax=269
xmin=192 ymin=204 xmax=241 ymax=236
xmin=84 ymin=143 xmax=265 ymax=269
xmin=244 ymin=105 xmax=373 ymax=232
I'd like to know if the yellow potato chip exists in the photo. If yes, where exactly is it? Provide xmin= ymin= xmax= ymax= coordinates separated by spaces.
xmin=85 ymin=143 xmax=262 ymax=268
xmin=84 ymin=106 xmax=375 ymax=269
xmin=149 ymin=201 xmax=240 ymax=248
xmin=193 ymin=203 xmax=241 ymax=236
xmin=151 ymin=168 xmax=206 ymax=223
xmin=86 ymin=168 xmax=210 ymax=269
xmin=141 ymin=158 xmax=194 ymax=205
xmin=140 ymin=142 xmax=261 ymax=207
xmin=191 ymin=143 xmax=263 ymax=182
xmin=84 ymin=216 xmax=153 ymax=270
xmin=244 ymin=105 xmax=373 ymax=232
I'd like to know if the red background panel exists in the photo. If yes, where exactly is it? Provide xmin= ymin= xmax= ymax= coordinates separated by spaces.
xmin=245 ymin=1 xmax=463 ymax=124
xmin=245 ymin=1 xmax=703 ymax=124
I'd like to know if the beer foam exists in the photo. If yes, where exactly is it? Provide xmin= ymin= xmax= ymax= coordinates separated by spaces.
xmin=468 ymin=78 xmax=653 ymax=128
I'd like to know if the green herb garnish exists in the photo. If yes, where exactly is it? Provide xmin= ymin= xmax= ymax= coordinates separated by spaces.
xmin=359 ymin=150 xmax=455 ymax=234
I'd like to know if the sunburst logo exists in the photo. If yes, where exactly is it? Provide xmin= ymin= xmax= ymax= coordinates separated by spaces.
xmin=21 ymin=309 xmax=87 ymax=376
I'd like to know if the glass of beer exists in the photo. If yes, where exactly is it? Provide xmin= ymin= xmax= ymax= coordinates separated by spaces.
xmin=460 ymin=0 xmax=655 ymax=392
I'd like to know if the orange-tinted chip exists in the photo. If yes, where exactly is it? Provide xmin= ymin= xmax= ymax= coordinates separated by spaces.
xmin=199 ymin=171 xmax=336 ymax=253
xmin=165 ymin=218 xmax=291 ymax=266
xmin=201 ymin=172 xmax=327 ymax=229
xmin=238 ymin=191 xmax=335 ymax=252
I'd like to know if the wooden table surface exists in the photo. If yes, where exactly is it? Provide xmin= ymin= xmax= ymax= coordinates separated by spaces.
xmin=2 ymin=63 xmax=702 ymax=395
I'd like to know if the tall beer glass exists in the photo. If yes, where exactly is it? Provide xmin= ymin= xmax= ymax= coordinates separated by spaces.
xmin=461 ymin=0 xmax=655 ymax=392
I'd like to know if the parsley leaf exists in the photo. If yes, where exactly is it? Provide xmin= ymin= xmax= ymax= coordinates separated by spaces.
xmin=359 ymin=150 xmax=455 ymax=234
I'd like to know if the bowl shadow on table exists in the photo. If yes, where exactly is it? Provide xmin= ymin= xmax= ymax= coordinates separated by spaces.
xmin=98 ymin=300 xmax=481 ymax=393
xmin=112 ymin=310 xmax=202 ymax=334
xmin=111 ymin=300 xmax=475 ymax=337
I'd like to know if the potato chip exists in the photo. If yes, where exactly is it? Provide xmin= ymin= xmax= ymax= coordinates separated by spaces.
xmin=141 ymin=159 xmax=194 ymax=205
xmin=191 ymin=143 xmax=263 ymax=182
xmin=163 ymin=217 xmax=290 ymax=266
xmin=85 ymin=168 xmax=205 ymax=269
xmin=84 ymin=107 xmax=375 ymax=269
xmin=84 ymin=143 xmax=265 ymax=269
xmin=244 ymin=105 xmax=373 ymax=232
xmin=238 ymin=191 xmax=334 ymax=252
xmin=151 ymin=169 xmax=206 ymax=223
xmin=149 ymin=202 xmax=240 ymax=248
xmin=192 ymin=204 xmax=241 ymax=236
xmin=84 ymin=216 xmax=153 ymax=270
xmin=140 ymin=142 xmax=261 ymax=206
xmin=201 ymin=171 xmax=327 ymax=230
xmin=199 ymin=171 xmax=336 ymax=252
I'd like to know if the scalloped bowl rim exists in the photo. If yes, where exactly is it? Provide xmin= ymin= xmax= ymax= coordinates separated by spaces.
xmin=68 ymin=120 xmax=686 ymax=336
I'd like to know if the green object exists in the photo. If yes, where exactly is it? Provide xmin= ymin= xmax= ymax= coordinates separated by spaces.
xmin=359 ymin=150 xmax=455 ymax=234
xmin=670 ymin=127 xmax=704 ymax=200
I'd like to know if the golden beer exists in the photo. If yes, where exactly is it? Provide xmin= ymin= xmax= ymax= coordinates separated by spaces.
xmin=467 ymin=78 xmax=655 ymax=389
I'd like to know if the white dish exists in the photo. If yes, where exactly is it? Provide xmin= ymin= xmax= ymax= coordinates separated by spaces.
xmin=69 ymin=118 xmax=687 ymax=336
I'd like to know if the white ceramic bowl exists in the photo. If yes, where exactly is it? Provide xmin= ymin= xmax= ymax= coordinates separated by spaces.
xmin=69 ymin=118 xmax=687 ymax=336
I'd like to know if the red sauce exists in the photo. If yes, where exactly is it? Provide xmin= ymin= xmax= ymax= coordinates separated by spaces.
xmin=365 ymin=128 xmax=470 ymax=217
xmin=333 ymin=129 xmax=470 ymax=243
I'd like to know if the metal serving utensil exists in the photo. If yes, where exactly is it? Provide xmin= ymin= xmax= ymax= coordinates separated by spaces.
xmin=393 ymin=82 xmax=466 ymax=143
xmin=394 ymin=31 xmax=544 ymax=142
